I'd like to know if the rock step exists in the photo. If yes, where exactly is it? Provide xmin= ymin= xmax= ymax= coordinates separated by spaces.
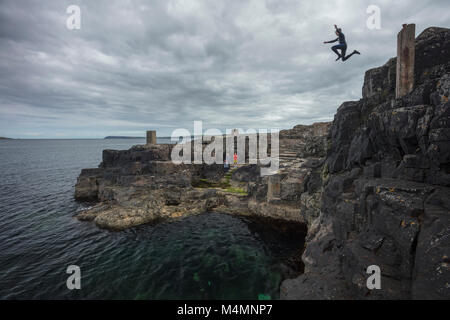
xmin=279 ymin=153 xmax=298 ymax=159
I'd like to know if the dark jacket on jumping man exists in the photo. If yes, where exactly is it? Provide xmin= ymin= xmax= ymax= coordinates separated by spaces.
xmin=328 ymin=29 xmax=346 ymax=45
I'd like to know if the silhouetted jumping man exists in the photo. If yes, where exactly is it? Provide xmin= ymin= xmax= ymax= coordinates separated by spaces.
xmin=324 ymin=25 xmax=360 ymax=61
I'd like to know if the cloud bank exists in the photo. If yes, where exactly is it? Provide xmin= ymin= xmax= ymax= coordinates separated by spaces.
xmin=0 ymin=0 xmax=449 ymax=138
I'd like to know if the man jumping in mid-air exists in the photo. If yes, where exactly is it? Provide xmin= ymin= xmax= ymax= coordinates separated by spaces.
xmin=324 ymin=25 xmax=360 ymax=61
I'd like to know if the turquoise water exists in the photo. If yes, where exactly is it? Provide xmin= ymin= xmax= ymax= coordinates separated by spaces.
xmin=0 ymin=139 xmax=305 ymax=299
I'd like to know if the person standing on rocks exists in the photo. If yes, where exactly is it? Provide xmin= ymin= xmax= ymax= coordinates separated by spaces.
xmin=324 ymin=24 xmax=360 ymax=61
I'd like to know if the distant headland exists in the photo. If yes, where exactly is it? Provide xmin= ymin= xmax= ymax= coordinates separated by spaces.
xmin=104 ymin=135 xmax=189 ymax=140
xmin=104 ymin=136 xmax=144 ymax=139
xmin=0 ymin=137 xmax=12 ymax=140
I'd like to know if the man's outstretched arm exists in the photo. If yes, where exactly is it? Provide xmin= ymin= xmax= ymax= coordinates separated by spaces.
xmin=324 ymin=38 xmax=338 ymax=44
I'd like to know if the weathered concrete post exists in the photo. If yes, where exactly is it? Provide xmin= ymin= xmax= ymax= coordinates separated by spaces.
xmin=146 ymin=130 xmax=157 ymax=145
xmin=396 ymin=24 xmax=416 ymax=99
xmin=267 ymin=175 xmax=281 ymax=201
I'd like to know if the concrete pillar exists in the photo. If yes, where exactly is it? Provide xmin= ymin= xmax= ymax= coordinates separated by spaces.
xmin=146 ymin=130 xmax=157 ymax=145
xmin=396 ymin=24 xmax=416 ymax=99
xmin=267 ymin=175 xmax=281 ymax=201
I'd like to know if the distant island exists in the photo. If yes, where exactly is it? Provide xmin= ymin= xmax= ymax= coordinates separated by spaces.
xmin=104 ymin=136 xmax=175 ymax=140
xmin=0 ymin=137 xmax=12 ymax=140
xmin=104 ymin=136 xmax=144 ymax=139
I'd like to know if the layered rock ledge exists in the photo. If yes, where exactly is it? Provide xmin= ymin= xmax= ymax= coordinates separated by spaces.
xmin=75 ymin=123 xmax=330 ymax=231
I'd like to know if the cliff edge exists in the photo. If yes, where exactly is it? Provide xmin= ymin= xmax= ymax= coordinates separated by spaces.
xmin=281 ymin=27 xmax=450 ymax=300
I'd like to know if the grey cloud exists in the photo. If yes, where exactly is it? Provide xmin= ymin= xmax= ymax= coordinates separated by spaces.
xmin=0 ymin=0 xmax=449 ymax=138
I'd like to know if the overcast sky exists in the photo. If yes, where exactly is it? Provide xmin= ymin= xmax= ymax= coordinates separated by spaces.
xmin=0 ymin=0 xmax=449 ymax=138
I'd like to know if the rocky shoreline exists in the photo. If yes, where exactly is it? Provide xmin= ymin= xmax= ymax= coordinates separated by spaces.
xmin=75 ymin=121 xmax=330 ymax=230
xmin=75 ymin=27 xmax=450 ymax=299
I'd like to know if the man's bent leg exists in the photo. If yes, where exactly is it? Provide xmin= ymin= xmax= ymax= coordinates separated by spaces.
xmin=331 ymin=45 xmax=341 ymax=57
xmin=342 ymin=50 xmax=360 ymax=61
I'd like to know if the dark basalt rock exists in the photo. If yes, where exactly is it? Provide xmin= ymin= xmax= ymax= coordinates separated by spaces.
xmin=231 ymin=165 xmax=260 ymax=182
xmin=362 ymin=58 xmax=397 ymax=100
xmin=281 ymin=27 xmax=450 ymax=300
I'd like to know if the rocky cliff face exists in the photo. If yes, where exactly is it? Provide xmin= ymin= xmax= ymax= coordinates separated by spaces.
xmin=281 ymin=27 xmax=450 ymax=300
xmin=244 ymin=122 xmax=330 ymax=225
